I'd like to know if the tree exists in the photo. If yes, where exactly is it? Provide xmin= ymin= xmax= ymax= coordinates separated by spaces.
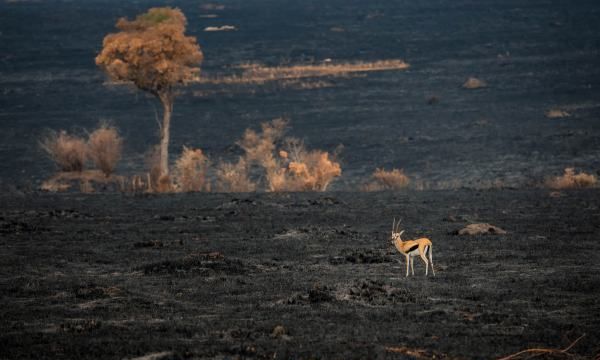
xmin=96 ymin=7 xmax=203 ymax=179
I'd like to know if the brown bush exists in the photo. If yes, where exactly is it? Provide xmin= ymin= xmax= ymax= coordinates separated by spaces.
xmin=40 ymin=130 xmax=87 ymax=172
xmin=215 ymin=119 xmax=342 ymax=192
xmin=546 ymin=168 xmax=597 ymax=189
xmin=362 ymin=168 xmax=410 ymax=191
xmin=286 ymin=150 xmax=342 ymax=191
xmin=173 ymin=146 xmax=210 ymax=192
xmin=87 ymin=124 xmax=123 ymax=176
xmin=215 ymin=158 xmax=256 ymax=192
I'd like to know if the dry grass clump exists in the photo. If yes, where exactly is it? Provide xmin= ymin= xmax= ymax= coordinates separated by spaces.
xmin=200 ymin=59 xmax=409 ymax=85
xmin=546 ymin=168 xmax=597 ymax=189
xmin=286 ymin=150 xmax=342 ymax=191
xmin=545 ymin=109 xmax=570 ymax=118
xmin=216 ymin=119 xmax=342 ymax=192
xmin=41 ymin=170 xmax=125 ymax=193
xmin=87 ymin=124 xmax=123 ymax=177
xmin=40 ymin=130 xmax=87 ymax=172
xmin=215 ymin=158 xmax=257 ymax=192
xmin=173 ymin=146 xmax=210 ymax=192
xmin=462 ymin=77 xmax=487 ymax=89
xmin=362 ymin=168 xmax=410 ymax=191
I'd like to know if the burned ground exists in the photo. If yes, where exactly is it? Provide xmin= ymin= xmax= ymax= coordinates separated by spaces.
xmin=1 ymin=190 xmax=599 ymax=359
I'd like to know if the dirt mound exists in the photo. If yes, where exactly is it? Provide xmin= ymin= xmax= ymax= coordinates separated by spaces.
xmin=140 ymin=252 xmax=246 ymax=277
xmin=457 ymin=223 xmax=507 ymax=235
xmin=337 ymin=279 xmax=418 ymax=305
xmin=329 ymin=248 xmax=393 ymax=264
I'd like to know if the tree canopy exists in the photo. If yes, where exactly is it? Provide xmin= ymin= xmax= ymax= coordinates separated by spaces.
xmin=95 ymin=7 xmax=203 ymax=99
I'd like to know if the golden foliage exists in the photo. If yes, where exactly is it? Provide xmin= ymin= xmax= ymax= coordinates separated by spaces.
xmin=95 ymin=7 xmax=203 ymax=97
xmin=87 ymin=124 xmax=123 ymax=176
xmin=286 ymin=151 xmax=342 ymax=191
xmin=546 ymin=168 xmax=597 ymax=189
xmin=363 ymin=168 xmax=410 ymax=191
xmin=215 ymin=158 xmax=257 ymax=192
xmin=173 ymin=146 xmax=210 ymax=192
xmin=216 ymin=119 xmax=342 ymax=192
xmin=40 ymin=130 xmax=87 ymax=172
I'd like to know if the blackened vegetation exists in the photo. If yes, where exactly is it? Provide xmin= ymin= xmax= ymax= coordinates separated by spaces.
xmin=140 ymin=252 xmax=247 ymax=277
xmin=0 ymin=190 xmax=599 ymax=359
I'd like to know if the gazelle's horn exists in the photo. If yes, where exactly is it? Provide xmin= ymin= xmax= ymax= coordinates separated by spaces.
xmin=392 ymin=217 xmax=396 ymax=233
xmin=395 ymin=217 xmax=401 ymax=232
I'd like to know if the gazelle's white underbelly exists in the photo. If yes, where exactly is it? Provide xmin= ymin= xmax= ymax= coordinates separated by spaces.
xmin=406 ymin=246 xmax=429 ymax=257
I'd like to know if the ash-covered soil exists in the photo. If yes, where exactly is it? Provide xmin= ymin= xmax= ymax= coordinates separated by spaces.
xmin=1 ymin=190 xmax=599 ymax=359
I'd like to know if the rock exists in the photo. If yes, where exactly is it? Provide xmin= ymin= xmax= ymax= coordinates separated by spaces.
xmin=458 ymin=223 xmax=506 ymax=235
xmin=462 ymin=77 xmax=487 ymax=89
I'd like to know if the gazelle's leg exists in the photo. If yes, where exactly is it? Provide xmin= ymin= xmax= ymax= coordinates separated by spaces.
xmin=429 ymin=246 xmax=435 ymax=276
xmin=419 ymin=247 xmax=429 ymax=276
xmin=405 ymin=255 xmax=410 ymax=277
xmin=410 ymin=256 xmax=415 ymax=276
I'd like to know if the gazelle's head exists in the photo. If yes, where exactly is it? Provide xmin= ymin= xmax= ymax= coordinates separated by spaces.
xmin=391 ymin=218 xmax=405 ymax=243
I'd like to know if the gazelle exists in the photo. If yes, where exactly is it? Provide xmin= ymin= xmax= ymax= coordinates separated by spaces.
xmin=391 ymin=218 xmax=435 ymax=277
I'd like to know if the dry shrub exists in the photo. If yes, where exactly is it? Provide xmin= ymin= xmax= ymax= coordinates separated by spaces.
xmin=215 ymin=119 xmax=342 ymax=192
xmin=40 ymin=130 xmax=87 ymax=172
xmin=87 ymin=124 xmax=123 ymax=176
xmin=362 ymin=168 xmax=410 ymax=191
xmin=462 ymin=77 xmax=486 ymax=89
xmin=215 ymin=158 xmax=256 ymax=192
xmin=546 ymin=168 xmax=597 ymax=189
xmin=285 ymin=149 xmax=342 ymax=191
xmin=173 ymin=146 xmax=210 ymax=192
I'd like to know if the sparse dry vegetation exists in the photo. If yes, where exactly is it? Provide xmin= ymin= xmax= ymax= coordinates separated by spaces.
xmin=362 ymin=168 xmax=410 ymax=191
xmin=173 ymin=146 xmax=210 ymax=192
xmin=87 ymin=124 xmax=123 ymax=177
xmin=96 ymin=7 xmax=203 ymax=178
xmin=41 ymin=170 xmax=125 ymax=193
xmin=40 ymin=130 xmax=87 ymax=172
xmin=216 ymin=119 xmax=342 ymax=192
xmin=546 ymin=168 xmax=597 ymax=189
xmin=215 ymin=158 xmax=257 ymax=192
xmin=200 ymin=59 xmax=409 ymax=85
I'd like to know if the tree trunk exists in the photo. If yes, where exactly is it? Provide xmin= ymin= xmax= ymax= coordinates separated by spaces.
xmin=159 ymin=95 xmax=173 ymax=178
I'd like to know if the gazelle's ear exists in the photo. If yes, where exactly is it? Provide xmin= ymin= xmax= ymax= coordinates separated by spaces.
xmin=399 ymin=230 xmax=405 ymax=236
